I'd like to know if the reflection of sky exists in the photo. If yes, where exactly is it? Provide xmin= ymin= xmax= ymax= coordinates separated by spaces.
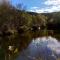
xmin=16 ymin=36 xmax=60 ymax=60
xmin=33 ymin=36 xmax=60 ymax=55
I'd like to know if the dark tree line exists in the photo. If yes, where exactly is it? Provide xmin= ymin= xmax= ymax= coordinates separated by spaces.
xmin=0 ymin=2 xmax=60 ymax=34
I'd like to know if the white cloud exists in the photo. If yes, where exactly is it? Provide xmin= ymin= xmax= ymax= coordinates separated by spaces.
xmin=44 ymin=0 xmax=60 ymax=12
xmin=30 ymin=7 xmax=44 ymax=13
xmin=31 ymin=7 xmax=39 ymax=9
xmin=29 ymin=5 xmax=60 ymax=13
xmin=29 ymin=0 xmax=60 ymax=13
xmin=44 ymin=0 xmax=60 ymax=6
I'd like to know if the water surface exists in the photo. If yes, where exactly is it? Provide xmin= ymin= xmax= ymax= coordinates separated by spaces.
xmin=0 ymin=30 xmax=60 ymax=60
xmin=16 ymin=36 xmax=60 ymax=60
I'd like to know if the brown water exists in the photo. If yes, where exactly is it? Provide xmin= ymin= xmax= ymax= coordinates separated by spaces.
xmin=0 ymin=30 xmax=60 ymax=60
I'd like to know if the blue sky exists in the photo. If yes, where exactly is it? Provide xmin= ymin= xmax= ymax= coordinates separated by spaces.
xmin=5 ymin=0 xmax=60 ymax=13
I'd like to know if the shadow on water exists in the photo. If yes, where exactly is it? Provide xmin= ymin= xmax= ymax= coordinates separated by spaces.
xmin=0 ymin=30 xmax=60 ymax=60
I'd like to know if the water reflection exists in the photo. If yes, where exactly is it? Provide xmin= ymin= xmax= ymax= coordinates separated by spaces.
xmin=0 ymin=30 xmax=60 ymax=60
xmin=16 ymin=36 xmax=60 ymax=60
xmin=0 ymin=31 xmax=33 ymax=60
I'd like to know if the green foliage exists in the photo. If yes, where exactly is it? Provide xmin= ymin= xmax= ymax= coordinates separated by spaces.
xmin=0 ymin=3 xmax=60 ymax=30
xmin=0 ymin=3 xmax=47 ymax=30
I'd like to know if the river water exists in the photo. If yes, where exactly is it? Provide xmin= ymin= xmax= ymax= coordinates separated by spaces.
xmin=0 ymin=30 xmax=60 ymax=60
xmin=16 ymin=36 xmax=60 ymax=60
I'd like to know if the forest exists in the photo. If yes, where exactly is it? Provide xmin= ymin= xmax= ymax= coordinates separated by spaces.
xmin=0 ymin=1 xmax=60 ymax=60
xmin=0 ymin=3 xmax=60 ymax=33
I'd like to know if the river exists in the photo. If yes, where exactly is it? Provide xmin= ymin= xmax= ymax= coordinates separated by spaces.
xmin=0 ymin=30 xmax=60 ymax=60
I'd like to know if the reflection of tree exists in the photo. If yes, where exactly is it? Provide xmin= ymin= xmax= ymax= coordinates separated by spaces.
xmin=0 ymin=28 xmax=60 ymax=60
xmin=0 ymin=30 xmax=33 ymax=60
